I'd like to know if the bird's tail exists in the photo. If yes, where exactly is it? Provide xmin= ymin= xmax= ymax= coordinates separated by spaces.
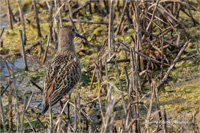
xmin=42 ymin=96 xmax=63 ymax=114
xmin=42 ymin=104 xmax=49 ymax=114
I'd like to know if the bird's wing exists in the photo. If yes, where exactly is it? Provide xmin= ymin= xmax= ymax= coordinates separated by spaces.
xmin=43 ymin=54 xmax=81 ymax=113
xmin=48 ymin=58 xmax=80 ymax=105
xmin=43 ymin=54 xmax=73 ymax=108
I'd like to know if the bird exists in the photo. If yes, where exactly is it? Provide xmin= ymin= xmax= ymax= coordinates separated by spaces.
xmin=42 ymin=26 xmax=84 ymax=114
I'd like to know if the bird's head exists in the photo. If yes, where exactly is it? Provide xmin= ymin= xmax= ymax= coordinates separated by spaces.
xmin=59 ymin=26 xmax=85 ymax=40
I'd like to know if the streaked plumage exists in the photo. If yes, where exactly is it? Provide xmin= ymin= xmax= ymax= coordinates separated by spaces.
xmin=42 ymin=26 xmax=82 ymax=113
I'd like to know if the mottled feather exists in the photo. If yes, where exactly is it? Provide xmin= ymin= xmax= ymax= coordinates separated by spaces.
xmin=42 ymin=26 xmax=82 ymax=113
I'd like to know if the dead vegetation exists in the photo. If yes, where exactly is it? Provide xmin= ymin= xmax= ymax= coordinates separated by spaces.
xmin=0 ymin=0 xmax=200 ymax=132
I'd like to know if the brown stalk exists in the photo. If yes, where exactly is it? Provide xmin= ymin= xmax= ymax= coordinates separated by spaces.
xmin=20 ymin=96 xmax=28 ymax=133
xmin=72 ymin=1 xmax=90 ymax=14
xmin=42 ymin=32 xmax=51 ymax=64
xmin=145 ymin=81 xmax=155 ymax=132
xmin=33 ymin=0 xmax=42 ymax=37
xmin=54 ymin=0 xmax=60 ymax=34
xmin=104 ymin=55 xmax=110 ymax=102
xmin=163 ymin=109 xmax=167 ymax=133
xmin=78 ymin=93 xmax=81 ymax=133
xmin=49 ymin=99 xmax=53 ymax=132
xmin=115 ymin=61 xmax=127 ymax=115
xmin=150 ymin=41 xmax=169 ymax=64
xmin=146 ymin=0 xmax=160 ymax=31
xmin=74 ymin=97 xmax=77 ymax=133
xmin=30 ymin=80 xmax=43 ymax=92
xmin=1 ymin=80 xmax=13 ymax=96
xmin=18 ymin=0 xmax=27 ymax=45
xmin=58 ymin=0 xmax=63 ymax=28
xmin=26 ymin=40 xmax=42 ymax=53
xmin=157 ymin=40 xmax=190 ymax=91
xmin=0 ymin=27 xmax=5 ymax=40
xmin=4 ymin=60 xmax=13 ymax=131
xmin=8 ymin=77 xmax=13 ymax=131
xmin=25 ymin=92 xmax=34 ymax=111
xmin=89 ymin=65 xmax=96 ymax=90
xmin=130 ymin=46 xmax=141 ymax=132
xmin=25 ymin=113 xmax=36 ymax=133
xmin=12 ymin=64 xmax=20 ymax=132
xmin=108 ymin=0 xmax=114 ymax=57
xmin=54 ymin=100 xmax=69 ymax=132
xmin=154 ymin=79 xmax=162 ymax=130
xmin=76 ymin=14 xmax=84 ymax=33
xmin=6 ymin=0 xmax=13 ymax=29
xmin=19 ymin=30 xmax=28 ymax=71
xmin=115 ymin=0 xmax=129 ymax=35
xmin=0 ymin=94 xmax=7 ymax=132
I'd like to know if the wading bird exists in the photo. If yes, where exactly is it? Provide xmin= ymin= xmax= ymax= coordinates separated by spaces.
xmin=42 ymin=26 xmax=84 ymax=114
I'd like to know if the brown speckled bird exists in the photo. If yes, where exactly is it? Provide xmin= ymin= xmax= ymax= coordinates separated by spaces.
xmin=42 ymin=26 xmax=83 ymax=113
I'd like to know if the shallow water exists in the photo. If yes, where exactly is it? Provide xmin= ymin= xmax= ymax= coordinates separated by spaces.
xmin=0 ymin=58 xmax=63 ymax=113
xmin=0 ymin=58 xmax=24 ymax=77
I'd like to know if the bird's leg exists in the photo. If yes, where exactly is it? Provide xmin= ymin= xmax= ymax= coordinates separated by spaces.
xmin=68 ymin=94 xmax=71 ymax=119
xmin=60 ymin=101 xmax=67 ymax=116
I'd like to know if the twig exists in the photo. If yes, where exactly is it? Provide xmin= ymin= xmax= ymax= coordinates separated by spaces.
xmin=33 ymin=0 xmax=42 ymax=37
xmin=157 ymin=40 xmax=190 ymax=91
xmin=49 ymin=99 xmax=53 ymax=132
xmin=76 ymin=14 xmax=84 ymax=33
xmin=25 ymin=92 xmax=34 ymax=111
xmin=163 ymin=109 xmax=167 ymax=133
xmin=145 ymin=81 xmax=155 ymax=132
xmin=12 ymin=64 xmax=20 ymax=132
xmin=1 ymin=81 xmax=13 ymax=96
xmin=130 ymin=47 xmax=140 ymax=132
xmin=115 ymin=61 xmax=127 ymax=115
xmin=20 ymin=96 xmax=28 ymax=133
xmin=30 ymin=80 xmax=43 ymax=92
xmin=89 ymin=65 xmax=96 ymax=90
xmin=78 ymin=93 xmax=81 ymax=133
xmin=146 ymin=0 xmax=159 ymax=31
xmin=18 ymin=0 xmax=27 ymax=45
xmin=25 ymin=113 xmax=36 ymax=133
xmin=0 ymin=94 xmax=7 ymax=132
xmin=74 ymin=97 xmax=77 ymax=133
xmin=0 ymin=27 xmax=5 ymax=39
xmin=115 ymin=0 xmax=128 ymax=35
xmin=72 ymin=1 xmax=90 ymax=14
xmin=8 ymin=77 xmax=13 ymax=131
xmin=141 ymin=29 xmax=178 ymax=48
xmin=19 ymin=30 xmax=28 ymax=71
xmin=129 ymin=48 xmax=170 ymax=67
xmin=104 ymin=55 xmax=110 ymax=102
xmin=26 ymin=40 xmax=42 ymax=53
xmin=54 ymin=100 xmax=69 ymax=132
xmin=54 ymin=0 xmax=60 ymax=34
xmin=6 ymin=0 xmax=13 ymax=29
xmin=42 ymin=32 xmax=51 ymax=64
xmin=108 ymin=0 xmax=114 ymax=57
xmin=58 ymin=0 xmax=63 ymax=28
xmin=50 ymin=0 xmax=53 ymax=19
xmin=154 ymin=79 xmax=162 ymax=130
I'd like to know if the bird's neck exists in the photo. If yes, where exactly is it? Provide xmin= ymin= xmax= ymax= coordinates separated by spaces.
xmin=57 ymin=39 xmax=76 ymax=56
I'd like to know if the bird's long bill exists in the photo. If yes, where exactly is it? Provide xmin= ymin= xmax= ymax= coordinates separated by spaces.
xmin=75 ymin=32 xmax=85 ymax=39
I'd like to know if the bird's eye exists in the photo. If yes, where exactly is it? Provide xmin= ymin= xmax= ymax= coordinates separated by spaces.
xmin=72 ymin=28 xmax=75 ymax=32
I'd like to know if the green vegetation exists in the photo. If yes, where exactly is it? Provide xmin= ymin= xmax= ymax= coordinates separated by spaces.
xmin=0 ymin=0 xmax=200 ymax=132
